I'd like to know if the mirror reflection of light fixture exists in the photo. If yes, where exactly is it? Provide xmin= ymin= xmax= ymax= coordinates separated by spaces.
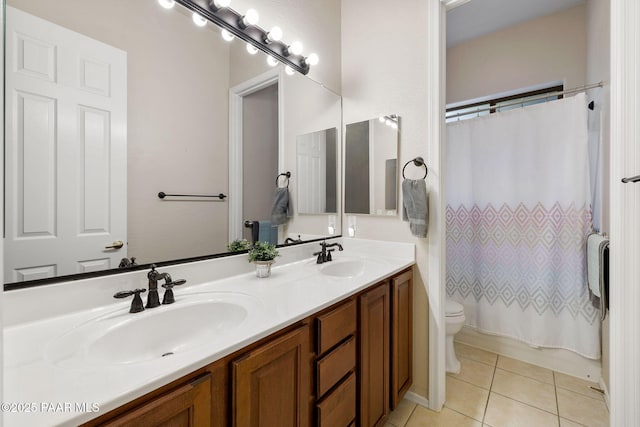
xmin=158 ymin=0 xmax=176 ymax=9
xmin=221 ymin=28 xmax=235 ymax=41
xmin=267 ymin=56 xmax=279 ymax=67
xmin=381 ymin=114 xmax=399 ymax=129
xmin=285 ymin=66 xmax=295 ymax=76
xmin=169 ymin=0 xmax=311 ymax=75
xmin=328 ymin=215 xmax=337 ymax=235
xmin=192 ymin=12 xmax=207 ymax=27
xmin=347 ymin=216 xmax=357 ymax=237
xmin=246 ymin=44 xmax=258 ymax=55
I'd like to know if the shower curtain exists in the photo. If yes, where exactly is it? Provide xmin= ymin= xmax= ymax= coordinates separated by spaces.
xmin=446 ymin=93 xmax=600 ymax=359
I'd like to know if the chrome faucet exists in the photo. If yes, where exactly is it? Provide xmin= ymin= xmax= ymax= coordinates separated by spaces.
xmin=313 ymin=241 xmax=344 ymax=264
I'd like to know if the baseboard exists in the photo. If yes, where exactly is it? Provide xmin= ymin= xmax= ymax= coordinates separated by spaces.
xmin=404 ymin=391 xmax=430 ymax=409
xmin=599 ymin=377 xmax=610 ymax=410
xmin=456 ymin=326 xmax=602 ymax=381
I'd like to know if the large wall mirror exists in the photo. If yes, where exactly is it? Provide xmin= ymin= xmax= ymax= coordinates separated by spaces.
xmin=3 ymin=0 xmax=342 ymax=287
xmin=344 ymin=115 xmax=399 ymax=216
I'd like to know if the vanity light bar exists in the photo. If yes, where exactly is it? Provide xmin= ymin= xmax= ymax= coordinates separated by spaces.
xmin=172 ymin=0 xmax=311 ymax=75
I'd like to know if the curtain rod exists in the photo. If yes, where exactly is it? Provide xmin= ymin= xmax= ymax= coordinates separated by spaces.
xmin=445 ymin=81 xmax=603 ymax=120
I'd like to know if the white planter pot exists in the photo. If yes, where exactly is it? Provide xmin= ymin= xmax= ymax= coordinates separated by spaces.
xmin=253 ymin=260 xmax=274 ymax=278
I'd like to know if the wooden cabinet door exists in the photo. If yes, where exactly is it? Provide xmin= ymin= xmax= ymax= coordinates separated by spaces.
xmin=99 ymin=373 xmax=211 ymax=427
xmin=390 ymin=269 xmax=413 ymax=409
xmin=359 ymin=283 xmax=390 ymax=427
xmin=232 ymin=325 xmax=311 ymax=427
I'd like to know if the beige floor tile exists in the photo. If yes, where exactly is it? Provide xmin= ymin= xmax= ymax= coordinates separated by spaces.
xmin=484 ymin=393 xmax=559 ymax=427
xmin=445 ymin=376 xmax=490 ymax=422
xmin=406 ymin=405 xmax=482 ymax=427
xmin=560 ymin=418 xmax=586 ymax=427
xmin=496 ymin=356 xmax=554 ymax=384
xmin=556 ymin=388 xmax=609 ymax=427
xmin=448 ymin=357 xmax=496 ymax=389
xmin=455 ymin=342 xmax=499 ymax=366
xmin=555 ymin=372 xmax=604 ymax=401
xmin=492 ymin=369 xmax=557 ymax=414
xmin=387 ymin=399 xmax=417 ymax=427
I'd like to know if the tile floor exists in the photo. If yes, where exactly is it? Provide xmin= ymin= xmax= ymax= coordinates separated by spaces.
xmin=385 ymin=343 xmax=609 ymax=427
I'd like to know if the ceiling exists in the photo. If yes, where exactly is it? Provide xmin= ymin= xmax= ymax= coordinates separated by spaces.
xmin=446 ymin=0 xmax=586 ymax=48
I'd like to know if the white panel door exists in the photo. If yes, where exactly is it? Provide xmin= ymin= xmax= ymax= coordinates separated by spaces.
xmin=5 ymin=7 xmax=127 ymax=282
xmin=296 ymin=132 xmax=327 ymax=213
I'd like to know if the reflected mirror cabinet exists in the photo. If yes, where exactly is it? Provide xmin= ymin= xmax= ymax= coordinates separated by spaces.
xmin=344 ymin=115 xmax=400 ymax=216
xmin=3 ymin=0 xmax=342 ymax=288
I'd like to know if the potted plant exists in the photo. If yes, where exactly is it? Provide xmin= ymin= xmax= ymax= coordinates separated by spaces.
xmin=248 ymin=241 xmax=279 ymax=278
xmin=227 ymin=238 xmax=251 ymax=253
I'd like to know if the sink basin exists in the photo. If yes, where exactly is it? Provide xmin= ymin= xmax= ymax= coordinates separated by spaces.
xmin=45 ymin=292 xmax=262 ymax=367
xmin=319 ymin=259 xmax=365 ymax=278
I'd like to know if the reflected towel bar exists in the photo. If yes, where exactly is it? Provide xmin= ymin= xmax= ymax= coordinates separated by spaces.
xmin=158 ymin=192 xmax=227 ymax=200
xmin=276 ymin=171 xmax=291 ymax=187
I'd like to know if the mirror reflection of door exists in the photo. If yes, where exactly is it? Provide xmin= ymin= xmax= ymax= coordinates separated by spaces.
xmin=4 ymin=7 xmax=127 ymax=282
xmin=241 ymin=83 xmax=279 ymax=242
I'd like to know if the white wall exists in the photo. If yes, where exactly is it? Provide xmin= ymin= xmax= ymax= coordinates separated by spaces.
xmin=447 ymin=4 xmax=587 ymax=104
xmin=342 ymin=0 xmax=431 ymax=399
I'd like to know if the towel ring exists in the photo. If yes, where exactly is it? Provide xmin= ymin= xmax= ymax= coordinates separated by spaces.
xmin=402 ymin=157 xmax=428 ymax=180
xmin=276 ymin=171 xmax=291 ymax=188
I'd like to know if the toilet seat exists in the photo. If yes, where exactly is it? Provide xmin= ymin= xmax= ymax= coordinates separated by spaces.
xmin=445 ymin=299 xmax=464 ymax=317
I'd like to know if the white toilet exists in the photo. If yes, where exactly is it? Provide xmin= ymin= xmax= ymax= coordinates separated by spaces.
xmin=445 ymin=299 xmax=466 ymax=374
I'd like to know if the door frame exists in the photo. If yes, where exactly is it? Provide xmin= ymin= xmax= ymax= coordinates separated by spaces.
xmin=609 ymin=0 xmax=639 ymax=424
xmin=431 ymin=0 xmax=637 ymax=423
xmin=228 ymin=68 xmax=284 ymax=241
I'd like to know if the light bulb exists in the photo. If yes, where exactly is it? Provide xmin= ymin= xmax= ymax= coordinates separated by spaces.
xmin=267 ymin=26 xmax=283 ymax=42
xmin=379 ymin=117 xmax=386 ymax=123
xmin=241 ymin=8 xmax=259 ymax=26
xmin=391 ymin=122 xmax=398 ymax=129
xmin=221 ymin=29 xmax=235 ymax=42
xmin=306 ymin=53 xmax=319 ymax=66
xmin=211 ymin=0 xmax=231 ymax=8
xmin=158 ymin=0 xmax=175 ymax=9
xmin=285 ymin=66 xmax=295 ymax=76
xmin=386 ymin=119 xmax=392 ymax=126
xmin=267 ymin=56 xmax=279 ymax=67
xmin=246 ymin=44 xmax=258 ymax=55
xmin=289 ymin=41 xmax=303 ymax=56
xmin=192 ymin=12 xmax=207 ymax=27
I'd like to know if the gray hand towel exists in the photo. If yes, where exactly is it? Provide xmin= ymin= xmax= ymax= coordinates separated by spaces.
xmin=402 ymin=179 xmax=428 ymax=238
xmin=271 ymin=187 xmax=292 ymax=225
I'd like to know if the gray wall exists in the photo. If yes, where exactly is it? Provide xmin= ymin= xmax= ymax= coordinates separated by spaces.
xmin=242 ymin=84 xmax=279 ymax=241
xmin=325 ymin=128 xmax=337 ymax=213
xmin=345 ymin=120 xmax=370 ymax=214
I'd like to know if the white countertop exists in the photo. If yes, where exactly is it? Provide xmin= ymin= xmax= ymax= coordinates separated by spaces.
xmin=3 ymin=239 xmax=414 ymax=426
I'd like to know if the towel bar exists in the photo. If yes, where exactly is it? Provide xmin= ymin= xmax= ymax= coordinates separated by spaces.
xmin=621 ymin=175 xmax=640 ymax=183
xmin=402 ymin=157 xmax=428 ymax=180
xmin=158 ymin=192 xmax=227 ymax=200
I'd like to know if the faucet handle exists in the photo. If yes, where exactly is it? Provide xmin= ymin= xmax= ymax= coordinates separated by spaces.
xmin=114 ymin=288 xmax=147 ymax=313
xmin=162 ymin=279 xmax=187 ymax=305
xmin=326 ymin=249 xmax=335 ymax=261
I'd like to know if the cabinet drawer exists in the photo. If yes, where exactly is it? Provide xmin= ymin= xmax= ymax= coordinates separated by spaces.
xmin=316 ymin=372 xmax=356 ymax=427
xmin=316 ymin=299 xmax=356 ymax=355
xmin=316 ymin=336 xmax=355 ymax=398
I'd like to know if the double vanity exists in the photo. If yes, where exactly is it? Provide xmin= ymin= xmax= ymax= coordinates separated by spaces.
xmin=3 ymin=239 xmax=415 ymax=427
